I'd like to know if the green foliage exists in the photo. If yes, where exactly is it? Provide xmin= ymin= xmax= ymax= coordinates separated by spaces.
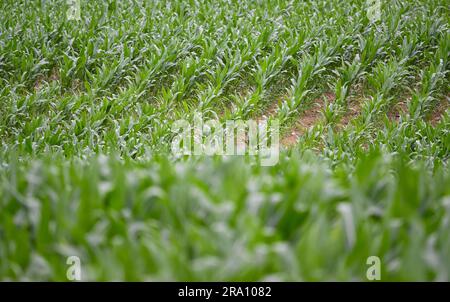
xmin=0 ymin=0 xmax=449 ymax=281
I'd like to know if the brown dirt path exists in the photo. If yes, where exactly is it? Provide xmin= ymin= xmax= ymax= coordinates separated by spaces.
xmin=429 ymin=95 xmax=449 ymax=126
xmin=282 ymin=92 xmax=335 ymax=147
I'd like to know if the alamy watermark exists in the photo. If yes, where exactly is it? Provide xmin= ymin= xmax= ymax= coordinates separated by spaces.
xmin=66 ymin=256 xmax=81 ymax=281
xmin=66 ymin=0 xmax=81 ymax=21
xmin=366 ymin=0 xmax=381 ymax=22
xmin=366 ymin=256 xmax=381 ymax=280
xmin=171 ymin=113 xmax=280 ymax=166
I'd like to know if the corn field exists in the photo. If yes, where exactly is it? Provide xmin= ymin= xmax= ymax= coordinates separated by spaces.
xmin=0 ymin=0 xmax=449 ymax=281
